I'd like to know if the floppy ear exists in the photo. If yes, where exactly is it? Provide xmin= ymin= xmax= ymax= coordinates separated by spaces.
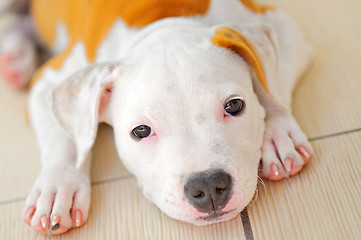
xmin=211 ymin=25 xmax=288 ymax=110
xmin=51 ymin=62 xmax=121 ymax=169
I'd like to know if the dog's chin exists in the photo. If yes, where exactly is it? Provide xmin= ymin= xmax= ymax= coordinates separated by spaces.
xmin=191 ymin=208 xmax=240 ymax=226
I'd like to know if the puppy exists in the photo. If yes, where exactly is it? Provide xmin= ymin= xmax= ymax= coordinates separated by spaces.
xmin=0 ymin=0 xmax=313 ymax=235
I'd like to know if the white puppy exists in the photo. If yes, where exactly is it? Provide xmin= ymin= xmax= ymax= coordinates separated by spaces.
xmin=1 ymin=0 xmax=313 ymax=235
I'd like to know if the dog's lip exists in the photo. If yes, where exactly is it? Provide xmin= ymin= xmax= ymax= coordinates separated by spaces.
xmin=195 ymin=208 xmax=237 ymax=222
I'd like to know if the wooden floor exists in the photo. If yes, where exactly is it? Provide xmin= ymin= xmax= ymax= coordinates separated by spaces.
xmin=1 ymin=0 xmax=361 ymax=239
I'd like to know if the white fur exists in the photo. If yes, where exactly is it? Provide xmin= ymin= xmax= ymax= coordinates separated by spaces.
xmin=25 ymin=0 xmax=313 ymax=233
xmin=51 ymin=22 xmax=70 ymax=54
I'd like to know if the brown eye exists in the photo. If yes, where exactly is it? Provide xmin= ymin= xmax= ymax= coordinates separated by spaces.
xmin=132 ymin=125 xmax=152 ymax=139
xmin=224 ymin=99 xmax=244 ymax=116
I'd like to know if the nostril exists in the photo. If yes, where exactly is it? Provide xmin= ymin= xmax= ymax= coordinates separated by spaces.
xmin=193 ymin=191 xmax=205 ymax=199
xmin=215 ymin=187 xmax=227 ymax=195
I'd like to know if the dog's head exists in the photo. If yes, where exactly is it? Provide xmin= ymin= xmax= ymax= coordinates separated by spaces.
xmin=51 ymin=23 xmax=279 ymax=225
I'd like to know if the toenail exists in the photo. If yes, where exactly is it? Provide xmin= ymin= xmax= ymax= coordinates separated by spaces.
xmin=25 ymin=207 xmax=35 ymax=220
xmin=40 ymin=215 xmax=47 ymax=229
xmin=284 ymin=158 xmax=292 ymax=173
xmin=75 ymin=210 xmax=82 ymax=227
xmin=271 ymin=163 xmax=279 ymax=176
xmin=298 ymin=146 xmax=311 ymax=159
xmin=51 ymin=216 xmax=60 ymax=230
xmin=52 ymin=223 xmax=60 ymax=231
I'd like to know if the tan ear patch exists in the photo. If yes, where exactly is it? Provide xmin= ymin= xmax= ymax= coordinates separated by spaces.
xmin=210 ymin=27 xmax=269 ymax=93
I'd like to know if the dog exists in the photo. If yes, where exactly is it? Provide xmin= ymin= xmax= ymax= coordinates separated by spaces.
xmin=0 ymin=0 xmax=313 ymax=235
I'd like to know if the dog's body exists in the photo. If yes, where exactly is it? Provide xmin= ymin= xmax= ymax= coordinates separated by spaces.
xmin=0 ymin=0 xmax=313 ymax=235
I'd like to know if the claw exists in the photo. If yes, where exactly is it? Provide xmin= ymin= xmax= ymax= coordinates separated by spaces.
xmin=297 ymin=146 xmax=312 ymax=163
xmin=51 ymin=216 xmax=60 ymax=231
xmin=284 ymin=158 xmax=292 ymax=174
xmin=24 ymin=207 xmax=36 ymax=225
xmin=75 ymin=210 xmax=82 ymax=227
xmin=271 ymin=163 xmax=279 ymax=176
xmin=40 ymin=215 xmax=48 ymax=229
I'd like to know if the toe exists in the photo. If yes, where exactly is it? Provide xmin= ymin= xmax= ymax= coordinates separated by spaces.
xmin=267 ymin=163 xmax=285 ymax=181
xmin=296 ymin=145 xmax=312 ymax=164
xmin=32 ymin=215 xmax=48 ymax=234
xmin=260 ymin=139 xmax=288 ymax=180
xmin=50 ymin=215 xmax=70 ymax=235
xmin=71 ymin=189 xmax=91 ymax=228
xmin=31 ymin=191 xmax=55 ymax=233
xmin=273 ymin=134 xmax=304 ymax=167
xmin=284 ymin=158 xmax=303 ymax=176
xmin=23 ymin=206 xmax=36 ymax=225
xmin=23 ymin=189 xmax=40 ymax=225
xmin=71 ymin=209 xmax=84 ymax=228
xmin=49 ymin=187 xmax=76 ymax=234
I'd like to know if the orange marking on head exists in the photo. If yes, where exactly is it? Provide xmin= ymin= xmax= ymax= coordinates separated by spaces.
xmin=211 ymin=27 xmax=269 ymax=93
xmin=239 ymin=0 xmax=274 ymax=14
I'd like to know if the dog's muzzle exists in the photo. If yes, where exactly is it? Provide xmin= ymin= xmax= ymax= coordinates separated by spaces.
xmin=184 ymin=169 xmax=233 ymax=216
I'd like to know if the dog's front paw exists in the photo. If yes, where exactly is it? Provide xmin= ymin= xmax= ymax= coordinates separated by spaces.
xmin=259 ymin=111 xmax=313 ymax=181
xmin=23 ymin=167 xmax=91 ymax=235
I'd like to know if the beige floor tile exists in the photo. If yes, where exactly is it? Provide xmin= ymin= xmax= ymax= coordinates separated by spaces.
xmin=248 ymin=132 xmax=361 ymax=240
xmin=91 ymin=123 xmax=131 ymax=182
xmin=270 ymin=0 xmax=361 ymax=138
xmin=0 ymin=178 xmax=246 ymax=240
xmin=0 ymin=79 xmax=40 ymax=203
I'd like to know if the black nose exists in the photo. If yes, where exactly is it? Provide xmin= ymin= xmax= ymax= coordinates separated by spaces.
xmin=184 ymin=169 xmax=233 ymax=213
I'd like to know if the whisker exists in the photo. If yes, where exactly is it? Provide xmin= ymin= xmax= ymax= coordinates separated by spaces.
xmin=249 ymin=185 xmax=258 ymax=207
xmin=257 ymin=176 xmax=267 ymax=195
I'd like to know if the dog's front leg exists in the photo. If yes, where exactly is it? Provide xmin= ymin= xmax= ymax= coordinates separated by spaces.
xmin=255 ymin=11 xmax=314 ymax=180
xmin=254 ymin=73 xmax=313 ymax=181
xmin=24 ymin=79 xmax=91 ymax=235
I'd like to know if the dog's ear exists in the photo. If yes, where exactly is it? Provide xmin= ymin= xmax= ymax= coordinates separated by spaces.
xmin=51 ymin=62 xmax=121 ymax=168
xmin=211 ymin=25 xmax=287 ymax=110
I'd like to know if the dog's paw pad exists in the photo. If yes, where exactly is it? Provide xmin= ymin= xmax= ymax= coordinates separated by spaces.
xmin=259 ymin=113 xmax=313 ymax=181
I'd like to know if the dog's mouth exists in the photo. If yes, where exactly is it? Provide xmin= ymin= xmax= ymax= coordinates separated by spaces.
xmin=195 ymin=208 xmax=237 ymax=222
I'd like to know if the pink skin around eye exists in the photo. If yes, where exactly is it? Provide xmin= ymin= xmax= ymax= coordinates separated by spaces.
xmin=140 ymin=133 xmax=158 ymax=144
xmin=223 ymin=111 xmax=236 ymax=123
xmin=223 ymin=113 xmax=233 ymax=121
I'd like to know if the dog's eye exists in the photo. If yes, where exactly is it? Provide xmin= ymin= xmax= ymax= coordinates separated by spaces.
xmin=224 ymin=98 xmax=244 ymax=116
xmin=132 ymin=125 xmax=152 ymax=139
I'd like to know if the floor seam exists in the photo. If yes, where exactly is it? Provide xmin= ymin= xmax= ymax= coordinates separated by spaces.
xmin=91 ymin=174 xmax=134 ymax=186
xmin=309 ymin=127 xmax=361 ymax=142
xmin=0 ymin=174 xmax=135 ymax=206
xmin=241 ymin=209 xmax=255 ymax=240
